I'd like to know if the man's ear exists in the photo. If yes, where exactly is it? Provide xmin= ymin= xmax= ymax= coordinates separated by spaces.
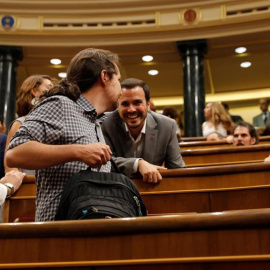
xmin=251 ymin=137 xmax=256 ymax=145
xmin=30 ymin=88 xmax=37 ymax=97
xmin=100 ymin=70 xmax=109 ymax=85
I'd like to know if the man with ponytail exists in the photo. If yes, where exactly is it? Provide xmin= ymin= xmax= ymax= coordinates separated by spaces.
xmin=5 ymin=48 xmax=122 ymax=221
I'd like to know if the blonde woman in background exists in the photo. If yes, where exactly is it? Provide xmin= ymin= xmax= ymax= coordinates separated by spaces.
xmin=4 ymin=75 xmax=54 ymax=174
xmin=202 ymin=102 xmax=234 ymax=141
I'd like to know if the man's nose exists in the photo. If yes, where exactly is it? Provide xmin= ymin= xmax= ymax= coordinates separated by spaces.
xmin=127 ymin=104 xmax=136 ymax=112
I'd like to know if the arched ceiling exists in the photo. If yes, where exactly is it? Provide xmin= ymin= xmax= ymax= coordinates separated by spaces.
xmin=1 ymin=0 xmax=270 ymax=108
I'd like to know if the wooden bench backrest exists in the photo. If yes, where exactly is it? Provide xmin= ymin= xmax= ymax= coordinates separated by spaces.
xmin=0 ymin=209 xmax=270 ymax=269
xmin=179 ymin=136 xmax=270 ymax=150
xmin=181 ymin=144 xmax=270 ymax=166
xmin=4 ymin=162 xmax=270 ymax=222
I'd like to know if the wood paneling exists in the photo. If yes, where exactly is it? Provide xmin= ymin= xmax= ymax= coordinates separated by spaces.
xmin=181 ymin=144 xmax=270 ymax=166
xmin=4 ymin=162 xmax=270 ymax=221
xmin=1 ymin=209 xmax=270 ymax=269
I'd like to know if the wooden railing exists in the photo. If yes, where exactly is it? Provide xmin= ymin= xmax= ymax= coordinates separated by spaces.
xmin=179 ymin=136 xmax=270 ymax=150
xmin=181 ymin=144 xmax=270 ymax=166
xmin=0 ymin=209 xmax=270 ymax=269
xmin=4 ymin=162 xmax=270 ymax=222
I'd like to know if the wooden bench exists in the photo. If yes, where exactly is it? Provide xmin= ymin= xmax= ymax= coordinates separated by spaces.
xmin=180 ymin=140 xmax=232 ymax=150
xmin=179 ymin=136 xmax=270 ymax=150
xmin=134 ymin=162 xmax=270 ymax=214
xmin=181 ymin=136 xmax=206 ymax=142
xmin=4 ymin=162 xmax=270 ymax=222
xmin=1 ymin=209 xmax=270 ymax=269
xmin=181 ymin=144 xmax=270 ymax=166
xmin=180 ymin=135 xmax=270 ymax=143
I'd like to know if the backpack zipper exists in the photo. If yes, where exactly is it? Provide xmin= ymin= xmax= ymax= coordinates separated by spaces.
xmin=133 ymin=196 xmax=143 ymax=216
xmin=81 ymin=180 xmax=145 ymax=216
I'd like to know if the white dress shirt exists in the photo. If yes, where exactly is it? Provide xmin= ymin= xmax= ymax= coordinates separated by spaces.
xmin=0 ymin=183 xmax=7 ymax=206
xmin=124 ymin=120 xmax=147 ymax=172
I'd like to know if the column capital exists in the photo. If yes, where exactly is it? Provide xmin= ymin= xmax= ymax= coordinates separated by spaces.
xmin=0 ymin=45 xmax=23 ymax=62
xmin=177 ymin=39 xmax=207 ymax=57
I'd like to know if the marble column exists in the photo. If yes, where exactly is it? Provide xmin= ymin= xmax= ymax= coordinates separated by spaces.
xmin=0 ymin=46 xmax=23 ymax=132
xmin=177 ymin=40 xmax=207 ymax=137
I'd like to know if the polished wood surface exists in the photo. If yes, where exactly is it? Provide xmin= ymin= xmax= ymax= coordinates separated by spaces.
xmin=180 ymin=136 xmax=270 ymax=150
xmin=181 ymin=144 xmax=270 ymax=166
xmin=4 ymin=162 xmax=270 ymax=222
xmin=180 ymin=140 xmax=232 ymax=150
xmin=181 ymin=136 xmax=206 ymax=142
xmin=181 ymin=136 xmax=270 ymax=143
xmin=135 ymin=162 xmax=270 ymax=214
xmin=0 ymin=209 xmax=270 ymax=269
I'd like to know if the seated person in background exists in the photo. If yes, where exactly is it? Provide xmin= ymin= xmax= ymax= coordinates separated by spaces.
xmin=149 ymin=100 xmax=156 ymax=112
xmin=102 ymin=78 xmax=186 ymax=183
xmin=162 ymin=106 xmax=181 ymax=142
xmin=0 ymin=170 xmax=25 ymax=206
xmin=0 ymin=121 xmax=6 ymax=134
xmin=4 ymin=75 xmax=54 ymax=174
xmin=221 ymin=102 xmax=244 ymax=124
xmin=202 ymin=102 xmax=234 ymax=140
xmin=253 ymin=98 xmax=270 ymax=128
xmin=229 ymin=122 xmax=259 ymax=146
xmin=261 ymin=123 xmax=270 ymax=136
xmin=0 ymin=133 xmax=7 ymax=178
xmin=1 ymin=120 xmax=7 ymax=178
xmin=206 ymin=132 xmax=224 ymax=141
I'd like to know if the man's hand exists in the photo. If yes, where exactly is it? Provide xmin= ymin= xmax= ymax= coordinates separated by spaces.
xmin=226 ymin=135 xmax=234 ymax=144
xmin=78 ymin=143 xmax=112 ymax=168
xmin=138 ymin=159 xmax=166 ymax=183
xmin=0 ymin=170 xmax=26 ymax=192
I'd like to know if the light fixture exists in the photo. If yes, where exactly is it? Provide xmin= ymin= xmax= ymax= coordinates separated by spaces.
xmin=58 ymin=72 xmax=67 ymax=78
xmin=148 ymin=70 xmax=159 ymax=76
xmin=235 ymin=47 xmax=247 ymax=54
xmin=240 ymin=62 xmax=251 ymax=68
xmin=50 ymin=58 xmax=62 ymax=65
xmin=142 ymin=55 xmax=153 ymax=62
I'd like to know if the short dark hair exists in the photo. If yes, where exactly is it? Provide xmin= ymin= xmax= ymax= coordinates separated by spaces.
xmin=221 ymin=102 xmax=229 ymax=111
xmin=121 ymin=78 xmax=150 ymax=101
xmin=162 ymin=107 xmax=179 ymax=119
xmin=233 ymin=122 xmax=259 ymax=144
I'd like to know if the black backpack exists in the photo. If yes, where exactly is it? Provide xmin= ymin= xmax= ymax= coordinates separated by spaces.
xmin=55 ymin=166 xmax=147 ymax=220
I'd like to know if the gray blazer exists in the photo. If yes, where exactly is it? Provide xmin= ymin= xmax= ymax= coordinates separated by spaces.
xmin=102 ymin=110 xmax=185 ymax=177
xmin=253 ymin=112 xmax=270 ymax=127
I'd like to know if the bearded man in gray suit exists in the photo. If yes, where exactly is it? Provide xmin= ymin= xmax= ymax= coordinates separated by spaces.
xmin=102 ymin=78 xmax=185 ymax=183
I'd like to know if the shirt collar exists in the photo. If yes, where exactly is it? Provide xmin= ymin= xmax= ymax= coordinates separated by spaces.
xmin=76 ymin=95 xmax=106 ymax=123
xmin=124 ymin=118 xmax=147 ymax=134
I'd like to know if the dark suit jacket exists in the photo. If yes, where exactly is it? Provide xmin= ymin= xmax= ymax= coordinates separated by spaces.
xmin=0 ymin=134 xmax=7 ymax=178
xmin=230 ymin=114 xmax=243 ymax=124
xmin=102 ymin=110 xmax=185 ymax=177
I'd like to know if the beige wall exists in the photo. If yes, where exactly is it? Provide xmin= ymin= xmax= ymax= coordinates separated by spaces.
xmin=230 ymin=106 xmax=261 ymax=124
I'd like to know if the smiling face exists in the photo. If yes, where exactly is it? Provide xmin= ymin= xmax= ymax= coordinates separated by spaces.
xmin=118 ymin=86 xmax=150 ymax=136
